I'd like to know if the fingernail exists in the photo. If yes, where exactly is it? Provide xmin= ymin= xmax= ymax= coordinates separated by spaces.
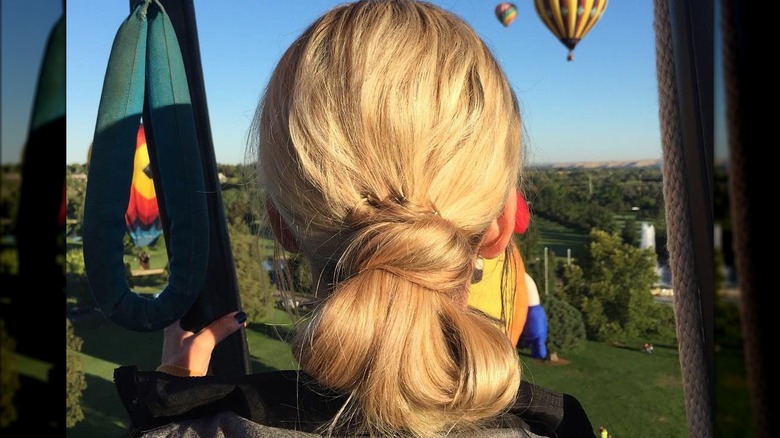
xmin=234 ymin=312 xmax=247 ymax=324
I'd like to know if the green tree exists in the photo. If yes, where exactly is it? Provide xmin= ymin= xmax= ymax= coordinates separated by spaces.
xmin=0 ymin=320 xmax=20 ymax=428
xmin=222 ymin=185 xmax=253 ymax=229
xmin=66 ymin=163 xmax=87 ymax=175
xmin=543 ymin=295 xmax=586 ymax=354
xmin=514 ymin=223 xmax=540 ymax=264
xmin=0 ymin=247 xmax=18 ymax=275
xmin=65 ymin=173 xmax=87 ymax=238
xmin=1 ymin=169 xmax=21 ymax=226
xmin=620 ymin=216 xmax=637 ymax=246
xmin=66 ymin=248 xmax=96 ymax=310
xmin=229 ymin=224 xmax=275 ymax=322
xmin=561 ymin=229 xmax=670 ymax=341
xmin=66 ymin=318 xmax=87 ymax=428
xmin=523 ymin=167 xmax=667 ymax=243
xmin=286 ymin=253 xmax=312 ymax=295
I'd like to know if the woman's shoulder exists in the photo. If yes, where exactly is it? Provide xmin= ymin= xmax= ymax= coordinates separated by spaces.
xmin=114 ymin=366 xmax=594 ymax=438
xmin=136 ymin=411 xmax=321 ymax=437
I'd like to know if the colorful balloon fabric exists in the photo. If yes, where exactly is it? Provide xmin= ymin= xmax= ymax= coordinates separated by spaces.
xmin=60 ymin=185 xmax=67 ymax=227
xmin=468 ymin=244 xmax=529 ymax=347
xmin=495 ymin=3 xmax=518 ymax=27
xmin=125 ymin=123 xmax=163 ymax=247
xmin=514 ymin=190 xmax=530 ymax=234
xmin=518 ymin=272 xmax=549 ymax=359
xmin=533 ymin=0 xmax=608 ymax=60
xmin=468 ymin=190 xmax=549 ymax=358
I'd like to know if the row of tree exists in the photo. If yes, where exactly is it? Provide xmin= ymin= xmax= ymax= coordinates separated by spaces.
xmin=523 ymin=166 xmax=668 ymax=257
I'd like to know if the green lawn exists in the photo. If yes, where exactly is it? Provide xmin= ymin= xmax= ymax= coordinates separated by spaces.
xmin=10 ymin=352 xmax=53 ymax=382
xmin=535 ymin=217 xmax=588 ymax=259
xmin=520 ymin=342 xmax=686 ymax=437
xmin=123 ymin=242 xmax=169 ymax=271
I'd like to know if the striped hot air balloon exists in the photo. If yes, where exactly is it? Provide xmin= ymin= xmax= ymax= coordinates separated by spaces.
xmin=125 ymin=123 xmax=163 ymax=247
xmin=495 ymin=3 xmax=518 ymax=27
xmin=533 ymin=0 xmax=608 ymax=61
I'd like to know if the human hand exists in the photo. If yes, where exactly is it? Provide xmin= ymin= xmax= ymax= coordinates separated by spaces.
xmin=159 ymin=311 xmax=247 ymax=376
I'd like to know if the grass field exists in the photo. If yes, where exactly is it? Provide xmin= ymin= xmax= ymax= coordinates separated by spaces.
xmin=66 ymin=306 xmax=693 ymax=437
xmin=535 ymin=217 xmax=588 ymax=260
xmin=520 ymin=342 xmax=686 ymax=437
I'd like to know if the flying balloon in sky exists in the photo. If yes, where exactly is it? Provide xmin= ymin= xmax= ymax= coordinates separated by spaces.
xmin=495 ymin=3 xmax=518 ymax=27
xmin=125 ymin=123 xmax=163 ymax=247
xmin=533 ymin=0 xmax=608 ymax=61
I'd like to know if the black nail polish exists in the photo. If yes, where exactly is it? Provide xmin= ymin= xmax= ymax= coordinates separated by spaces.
xmin=234 ymin=312 xmax=247 ymax=324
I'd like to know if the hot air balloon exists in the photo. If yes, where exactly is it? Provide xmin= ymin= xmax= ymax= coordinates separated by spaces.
xmin=533 ymin=0 xmax=608 ymax=61
xmin=518 ymin=272 xmax=549 ymax=359
xmin=495 ymin=3 xmax=518 ymax=27
xmin=125 ymin=123 xmax=163 ymax=247
xmin=469 ymin=191 xmax=543 ymax=349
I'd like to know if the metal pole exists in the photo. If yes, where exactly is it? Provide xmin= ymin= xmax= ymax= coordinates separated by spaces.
xmin=544 ymin=246 xmax=549 ymax=296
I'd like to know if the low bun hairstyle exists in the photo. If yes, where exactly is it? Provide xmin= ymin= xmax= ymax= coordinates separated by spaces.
xmin=251 ymin=1 xmax=523 ymax=436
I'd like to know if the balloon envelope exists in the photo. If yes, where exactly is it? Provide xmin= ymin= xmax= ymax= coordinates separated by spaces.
xmin=533 ymin=0 xmax=608 ymax=60
xmin=495 ymin=3 xmax=518 ymax=27
xmin=125 ymin=123 xmax=162 ymax=247
xmin=468 ymin=245 xmax=529 ymax=347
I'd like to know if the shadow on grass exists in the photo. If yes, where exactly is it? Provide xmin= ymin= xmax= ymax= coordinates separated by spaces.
xmin=73 ymin=316 xmax=162 ymax=370
xmin=517 ymin=350 xmax=545 ymax=360
xmin=5 ymin=375 xmax=61 ymax=434
xmin=611 ymin=340 xmax=678 ymax=355
xmin=249 ymin=355 xmax=282 ymax=373
xmin=249 ymin=321 xmax=296 ymax=343
xmin=67 ymin=374 xmax=130 ymax=438
xmin=129 ymin=275 xmax=168 ymax=289
xmin=612 ymin=342 xmax=638 ymax=352
xmin=653 ymin=342 xmax=678 ymax=350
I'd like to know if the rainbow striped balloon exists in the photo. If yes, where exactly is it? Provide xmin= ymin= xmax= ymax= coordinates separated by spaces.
xmin=125 ymin=123 xmax=163 ymax=247
xmin=495 ymin=2 xmax=518 ymax=27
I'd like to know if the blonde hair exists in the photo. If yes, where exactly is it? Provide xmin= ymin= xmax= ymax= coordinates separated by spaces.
xmin=251 ymin=0 xmax=522 ymax=436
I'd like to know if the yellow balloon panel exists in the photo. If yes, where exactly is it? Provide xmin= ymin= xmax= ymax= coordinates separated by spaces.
xmin=131 ymin=125 xmax=156 ymax=200
xmin=533 ymin=0 xmax=608 ymax=57
xmin=468 ymin=245 xmax=529 ymax=347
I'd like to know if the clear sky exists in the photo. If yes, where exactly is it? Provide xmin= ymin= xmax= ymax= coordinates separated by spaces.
xmin=59 ymin=1 xmax=661 ymax=166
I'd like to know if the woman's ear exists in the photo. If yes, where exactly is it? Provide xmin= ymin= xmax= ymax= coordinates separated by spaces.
xmin=266 ymin=196 xmax=300 ymax=253
xmin=478 ymin=190 xmax=517 ymax=259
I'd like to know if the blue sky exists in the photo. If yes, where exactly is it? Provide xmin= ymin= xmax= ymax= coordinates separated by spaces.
xmin=9 ymin=1 xmax=663 ymax=166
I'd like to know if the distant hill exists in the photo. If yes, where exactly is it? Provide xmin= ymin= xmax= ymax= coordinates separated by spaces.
xmin=529 ymin=158 xmax=663 ymax=169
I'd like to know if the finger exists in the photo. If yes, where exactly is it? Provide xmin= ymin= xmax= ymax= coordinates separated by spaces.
xmin=197 ymin=311 xmax=247 ymax=348
xmin=162 ymin=319 xmax=193 ymax=341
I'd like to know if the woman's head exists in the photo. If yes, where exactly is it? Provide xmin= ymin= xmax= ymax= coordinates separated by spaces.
xmin=251 ymin=0 xmax=522 ymax=435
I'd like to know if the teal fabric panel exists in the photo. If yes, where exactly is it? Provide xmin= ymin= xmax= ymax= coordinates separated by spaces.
xmin=83 ymin=0 xmax=208 ymax=331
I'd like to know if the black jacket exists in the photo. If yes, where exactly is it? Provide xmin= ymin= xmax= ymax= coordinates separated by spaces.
xmin=114 ymin=366 xmax=596 ymax=437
